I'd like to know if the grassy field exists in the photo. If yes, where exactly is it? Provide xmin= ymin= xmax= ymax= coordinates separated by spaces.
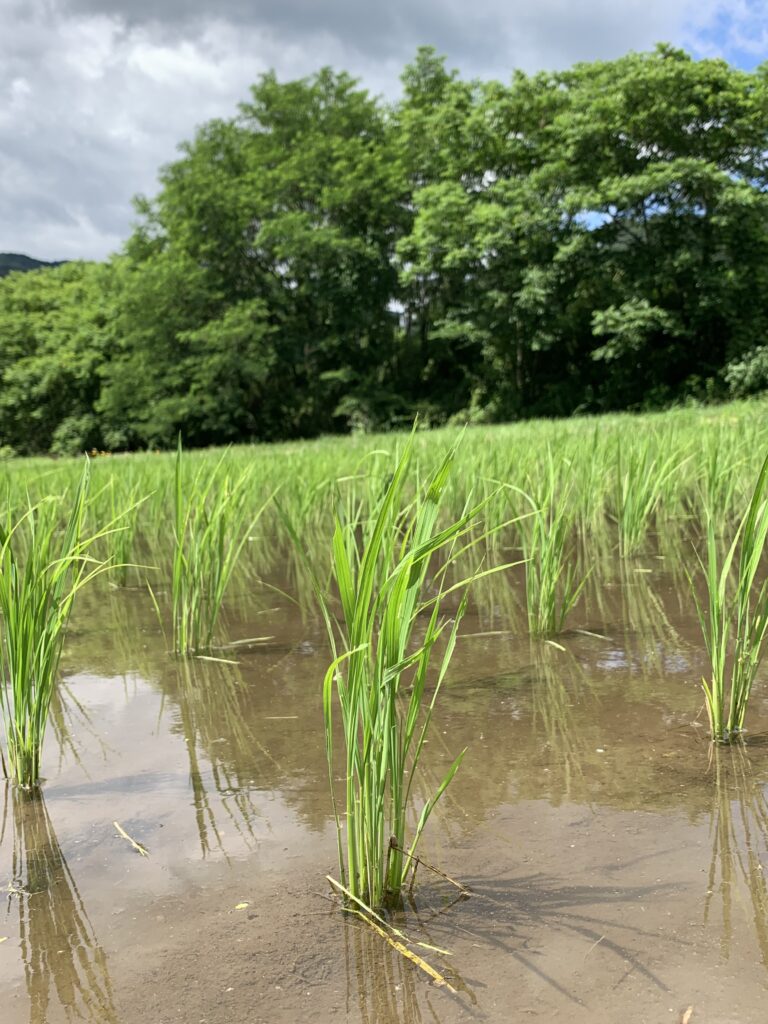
xmin=2 ymin=398 xmax=768 ymax=904
xmin=3 ymin=397 xmax=767 ymax=553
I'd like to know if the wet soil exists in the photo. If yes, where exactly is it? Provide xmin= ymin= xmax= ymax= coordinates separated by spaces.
xmin=2 ymin=561 xmax=768 ymax=1023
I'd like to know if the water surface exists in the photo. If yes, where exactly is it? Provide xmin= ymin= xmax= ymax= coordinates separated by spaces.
xmin=2 ymin=561 xmax=767 ymax=1024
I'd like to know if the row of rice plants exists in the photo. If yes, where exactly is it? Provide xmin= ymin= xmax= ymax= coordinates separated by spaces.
xmin=3 ymin=402 xmax=768 ymax=576
xmin=1 ymin=402 xmax=768 ymax=814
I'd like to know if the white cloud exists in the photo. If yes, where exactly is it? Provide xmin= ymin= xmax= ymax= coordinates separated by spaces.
xmin=0 ymin=0 xmax=759 ymax=260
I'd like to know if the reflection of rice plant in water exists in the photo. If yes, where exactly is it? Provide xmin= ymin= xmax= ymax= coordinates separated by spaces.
xmin=529 ymin=645 xmax=596 ymax=804
xmin=342 ymin=898 xmax=469 ymax=1022
xmin=164 ymin=440 xmax=270 ymax=655
xmin=170 ymin=658 xmax=265 ymax=858
xmin=691 ymin=454 xmax=768 ymax=743
xmin=0 ymin=463 xmax=113 ymax=788
xmin=1 ymin=785 xmax=117 ymax=1022
xmin=284 ymin=433 xmax=510 ymax=908
xmin=705 ymin=746 xmax=768 ymax=969
xmin=587 ymin=561 xmax=682 ymax=681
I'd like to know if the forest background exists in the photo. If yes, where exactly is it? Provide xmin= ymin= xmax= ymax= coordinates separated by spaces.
xmin=2 ymin=44 xmax=768 ymax=455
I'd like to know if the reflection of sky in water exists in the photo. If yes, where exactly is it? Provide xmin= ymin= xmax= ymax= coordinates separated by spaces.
xmin=596 ymin=646 xmax=689 ymax=674
xmin=41 ymin=669 xmax=331 ymax=865
xmin=596 ymin=648 xmax=631 ymax=671
xmin=6 ymin=580 xmax=768 ymax=1022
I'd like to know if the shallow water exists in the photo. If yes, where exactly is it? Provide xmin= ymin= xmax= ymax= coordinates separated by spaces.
xmin=2 ymin=560 xmax=768 ymax=1024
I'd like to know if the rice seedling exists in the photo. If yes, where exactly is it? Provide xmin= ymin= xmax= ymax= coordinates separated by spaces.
xmin=612 ymin=440 xmax=684 ymax=557
xmin=162 ymin=440 xmax=271 ymax=655
xmin=283 ymin=432 xmax=514 ymax=908
xmin=691 ymin=453 xmax=768 ymax=743
xmin=105 ymin=477 xmax=147 ymax=586
xmin=513 ymin=456 xmax=587 ymax=637
xmin=0 ymin=462 xmax=114 ymax=788
xmin=698 ymin=433 xmax=747 ymax=535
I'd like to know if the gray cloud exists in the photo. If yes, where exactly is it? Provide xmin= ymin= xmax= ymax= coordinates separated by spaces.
xmin=60 ymin=0 xmax=712 ymax=71
xmin=0 ymin=0 xmax=745 ymax=261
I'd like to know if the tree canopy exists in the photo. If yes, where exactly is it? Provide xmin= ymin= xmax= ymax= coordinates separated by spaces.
xmin=3 ymin=45 xmax=768 ymax=454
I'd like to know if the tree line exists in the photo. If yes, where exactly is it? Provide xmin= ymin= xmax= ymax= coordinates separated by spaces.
xmin=2 ymin=44 xmax=768 ymax=455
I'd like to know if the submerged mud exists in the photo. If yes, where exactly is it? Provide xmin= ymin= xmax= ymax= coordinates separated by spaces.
xmin=2 ymin=561 xmax=768 ymax=1023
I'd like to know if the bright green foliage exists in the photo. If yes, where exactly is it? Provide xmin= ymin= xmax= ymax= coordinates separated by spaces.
xmin=0 ymin=262 xmax=117 ymax=455
xmin=612 ymin=441 xmax=685 ymax=557
xmin=164 ymin=441 xmax=267 ymax=655
xmin=105 ymin=477 xmax=147 ymax=586
xmin=400 ymin=46 xmax=768 ymax=419
xmin=97 ymin=68 xmax=404 ymax=448
xmin=283 ymin=433 xmax=509 ymax=907
xmin=0 ymin=462 xmax=112 ymax=787
xmin=516 ymin=456 xmax=587 ymax=635
xmin=692 ymin=454 xmax=768 ymax=742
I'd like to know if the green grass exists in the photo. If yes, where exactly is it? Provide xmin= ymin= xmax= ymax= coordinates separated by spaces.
xmin=612 ymin=439 xmax=685 ymax=557
xmin=283 ymin=431 xmax=515 ymax=907
xmin=513 ymin=453 xmax=587 ymax=636
xmin=158 ymin=440 xmax=270 ymax=655
xmin=4 ymin=398 xmax=768 ymax=773
xmin=0 ymin=462 xmax=114 ymax=788
xmin=692 ymin=453 xmax=768 ymax=742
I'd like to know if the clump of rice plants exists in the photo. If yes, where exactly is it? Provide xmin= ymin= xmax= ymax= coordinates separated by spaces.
xmin=0 ymin=463 xmax=112 ymax=788
xmin=105 ymin=477 xmax=146 ymax=586
xmin=284 ymin=434 xmax=511 ymax=909
xmin=613 ymin=440 xmax=683 ymax=557
xmin=164 ymin=440 xmax=269 ymax=655
xmin=514 ymin=456 xmax=587 ymax=636
xmin=692 ymin=453 xmax=768 ymax=743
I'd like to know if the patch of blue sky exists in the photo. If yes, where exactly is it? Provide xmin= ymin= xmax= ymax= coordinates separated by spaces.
xmin=573 ymin=210 xmax=612 ymax=230
xmin=687 ymin=1 xmax=768 ymax=70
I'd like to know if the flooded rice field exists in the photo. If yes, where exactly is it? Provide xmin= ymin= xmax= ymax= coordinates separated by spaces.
xmin=2 ymin=560 xmax=768 ymax=1024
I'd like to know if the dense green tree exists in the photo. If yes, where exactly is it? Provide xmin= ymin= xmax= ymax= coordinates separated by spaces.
xmin=100 ymin=67 xmax=406 ymax=447
xmin=401 ymin=46 xmax=768 ymax=418
xmin=555 ymin=46 xmax=768 ymax=408
xmin=0 ymin=262 xmax=115 ymax=455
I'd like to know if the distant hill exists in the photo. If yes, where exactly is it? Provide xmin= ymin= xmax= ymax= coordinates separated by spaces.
xmin=0 ymin=253 xmax=64 ymax=278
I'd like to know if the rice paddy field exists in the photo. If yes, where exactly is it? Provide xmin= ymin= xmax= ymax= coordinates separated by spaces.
xmin=3 ymin=399 xmax=768 ymax=1023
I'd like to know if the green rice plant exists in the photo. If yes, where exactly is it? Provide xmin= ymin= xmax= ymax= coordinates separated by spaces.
xmin=698 ymin=433 xmax=746 ymax=534
xmin=574 ymin=425 xmax=612 ymax=536
xmin=612 ymin=440 xmax=684 ymax=557
xmin=283 ymin=434 xmax=512 ymax=908
xmin=513 ymin=456 xmax=587 ymax=636
xmin=691 ymin=453 xmax=768 ymax=743
xmin=164 ymin=440 xmax=270 ymax=655
xmin=0 ymin=462 xmax=113 ymax=788
xmin=104 ymin=477 xmax=147 ymax=586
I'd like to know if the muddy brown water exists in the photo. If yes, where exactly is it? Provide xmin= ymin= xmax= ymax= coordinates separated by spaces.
xmin=2 ymin=561 xmax=768 ymax=1024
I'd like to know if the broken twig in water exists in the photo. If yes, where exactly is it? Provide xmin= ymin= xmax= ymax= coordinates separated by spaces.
xmin=113 ymin=821 xmax=149 ymax=857
xmin=390 ymin=843 xmax=472 ymax=897
xmin=326 ymin=876 xmax=456 ymax=991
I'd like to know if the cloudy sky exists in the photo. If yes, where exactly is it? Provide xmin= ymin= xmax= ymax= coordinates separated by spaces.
xmin=1 ymin=0 xmax=765 ymax=261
